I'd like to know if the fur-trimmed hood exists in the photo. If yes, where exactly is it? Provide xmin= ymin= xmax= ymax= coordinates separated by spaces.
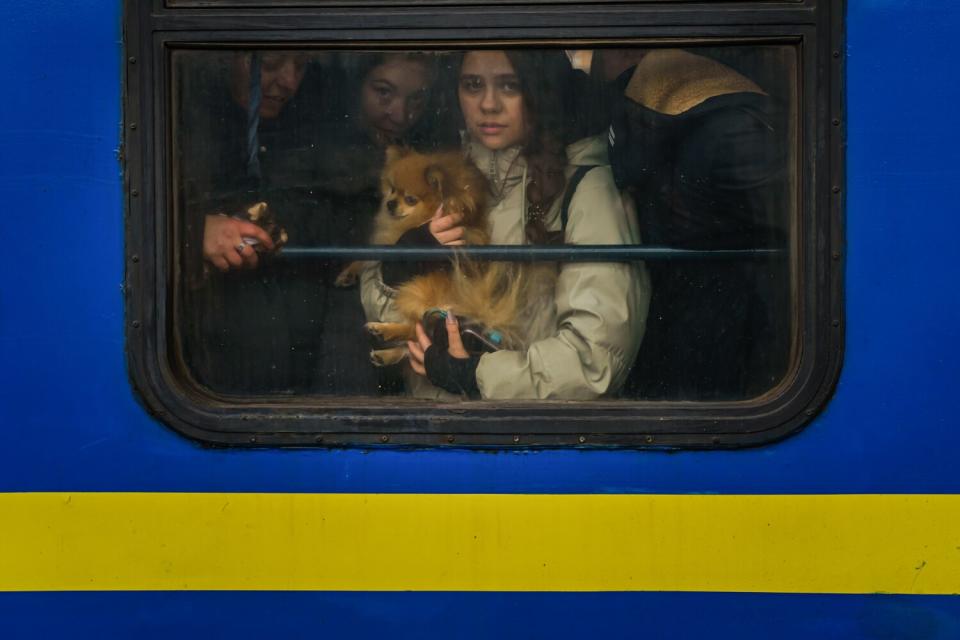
xmin=625 ymin=49 xmax=765 ymax=116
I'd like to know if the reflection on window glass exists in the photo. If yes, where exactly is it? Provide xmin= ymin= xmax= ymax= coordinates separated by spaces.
xmin=172 ymin=46 xmax=795 ymax=402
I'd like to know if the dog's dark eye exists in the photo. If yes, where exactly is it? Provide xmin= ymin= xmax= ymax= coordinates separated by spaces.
xmin=404 ymin=195 xmax=419 ymax=206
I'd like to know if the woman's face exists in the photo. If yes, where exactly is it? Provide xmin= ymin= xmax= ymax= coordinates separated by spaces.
xmin=234 ymin=53 xmax=309 ymax=120
xmin=258 ymin=53 xmax=308 ymax=119
xmin=359 ymin=57 xmax=431 ymax=146
xmin=459 ymin=50 xmax=528 ymax=151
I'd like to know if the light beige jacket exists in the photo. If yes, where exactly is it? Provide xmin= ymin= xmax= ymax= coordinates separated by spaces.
xmin=360 ymin=135 xmax=650 ymax=400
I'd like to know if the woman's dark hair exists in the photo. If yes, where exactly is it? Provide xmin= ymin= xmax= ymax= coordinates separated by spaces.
xmin=346 ymin=51 xmax=439 ymax=90
xmin=502 ymin=50 xmax=579 ymax=153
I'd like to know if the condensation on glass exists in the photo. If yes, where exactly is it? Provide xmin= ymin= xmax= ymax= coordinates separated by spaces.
xmin=171 ymin=45 xmax=797 ymax=402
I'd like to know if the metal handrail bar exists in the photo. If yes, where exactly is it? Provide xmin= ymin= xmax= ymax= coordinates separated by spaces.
xmin=279 ymin=245 xmax=783 ymax=262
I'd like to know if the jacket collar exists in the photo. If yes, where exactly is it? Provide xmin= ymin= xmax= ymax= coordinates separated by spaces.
xmin=464 ymin=137 xmax=526 ymax=205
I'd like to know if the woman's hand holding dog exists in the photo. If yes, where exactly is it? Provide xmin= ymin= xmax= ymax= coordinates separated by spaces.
xmin=408 ymin=312 xmax=469 ymax=374
xmin=428 ymin=204 xmax=466 ymax=246
xmin=203 ymin=214 xmax=275 ymax=272
xmin=408 ymin=312 xmax=481 ymax=396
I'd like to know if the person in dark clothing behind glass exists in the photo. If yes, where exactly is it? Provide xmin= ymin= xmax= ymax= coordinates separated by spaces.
xmin=593 ymin=48 xmax=791 ymax=400
xmin=310 ymin=52 xmax=449 ymax=197
xmin=307 ymin=51 xmax=448 ymax=393
xmin=176 ymin=50 xmax=382 ymax=396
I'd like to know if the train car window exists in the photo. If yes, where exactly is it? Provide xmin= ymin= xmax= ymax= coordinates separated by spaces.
xmin=166 ymin=0 xmax=798 ymax=6
xmin=124 ymin=1 xmax=844 ymax=447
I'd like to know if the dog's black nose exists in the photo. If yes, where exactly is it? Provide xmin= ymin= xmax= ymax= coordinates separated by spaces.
xmin=387 ymin=199 xmax=397 ymax=213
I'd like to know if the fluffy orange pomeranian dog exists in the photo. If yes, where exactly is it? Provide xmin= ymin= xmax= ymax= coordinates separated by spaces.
xmin=334 ymin=146 xmax=489 ymax=288
xmin=336 ymin=146 xmax=554 ymax=367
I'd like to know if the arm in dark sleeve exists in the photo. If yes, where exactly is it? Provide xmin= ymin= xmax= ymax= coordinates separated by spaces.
xmin=671 ymin=101 xmax=791 ymax=395
xmin=673 ymin=100 xmax=788 ymax=248
xmin=177 ymin=77 xmax=249 ymax=284
xmin=380 ymin=223 xmax=449 ymax=289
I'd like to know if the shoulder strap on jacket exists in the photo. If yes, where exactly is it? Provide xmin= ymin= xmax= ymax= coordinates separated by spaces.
xmin=560 ymin=165 xmax=599 ymax=235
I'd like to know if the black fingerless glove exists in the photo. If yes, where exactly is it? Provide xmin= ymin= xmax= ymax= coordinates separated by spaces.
xmin=424 ymin=345 xmax=481 ymax=397
xmin=381 ymin=224 xmax=450 ymax=289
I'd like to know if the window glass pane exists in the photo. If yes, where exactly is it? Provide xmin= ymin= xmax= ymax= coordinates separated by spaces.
xmin=171 ymin=45 xmax=795 ymax=402
xmin=167 ymin=0 xmax=792 ymax=6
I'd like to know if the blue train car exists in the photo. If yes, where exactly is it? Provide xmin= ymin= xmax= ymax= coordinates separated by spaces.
xmin=1 ymin=0 xmax=959 ymax=637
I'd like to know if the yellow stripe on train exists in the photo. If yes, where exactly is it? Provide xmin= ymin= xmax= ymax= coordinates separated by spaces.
xmin=1 ymin=493 xmax=958 ymax=593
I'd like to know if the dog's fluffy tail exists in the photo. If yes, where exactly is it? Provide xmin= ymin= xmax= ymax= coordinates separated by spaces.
xmin=447 ymin=255 xmax=557 ymax=350
xmin=392 ymin=253 xmax=557 ymax=351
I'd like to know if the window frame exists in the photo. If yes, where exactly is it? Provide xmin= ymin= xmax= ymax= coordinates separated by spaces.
xmin=123 ymin=0 xmax=845 ymax=448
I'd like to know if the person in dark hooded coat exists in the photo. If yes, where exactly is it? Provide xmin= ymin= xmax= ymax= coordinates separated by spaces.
xmin=594 ymin=49 xmax=791 ymax=400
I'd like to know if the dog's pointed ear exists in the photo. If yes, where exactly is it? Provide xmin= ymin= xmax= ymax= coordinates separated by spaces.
xmin=385 ymin=145 xmax=410 ymax=166
xmin=424 ymin=164 xmax=447 ymax=196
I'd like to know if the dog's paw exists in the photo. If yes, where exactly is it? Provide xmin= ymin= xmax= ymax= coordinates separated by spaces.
xmin=335 ymin=269 xmax=357 ymax=288
xmin=370 ymin=346 xmax=407 ymax=367
xmin=365 ymin=322 xmax=384 ymax=339
xmin=370 ymin=349 xmax=401 ymax=367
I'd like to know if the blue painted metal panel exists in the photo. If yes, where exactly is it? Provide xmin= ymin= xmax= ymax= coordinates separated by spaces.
xmin=1 ymin=592 xmax=959 ymax=639
xmin=1 ymin=0 xmax=958 ymax=635
xmin=0 ymin=1 xmax=957 ymax=495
